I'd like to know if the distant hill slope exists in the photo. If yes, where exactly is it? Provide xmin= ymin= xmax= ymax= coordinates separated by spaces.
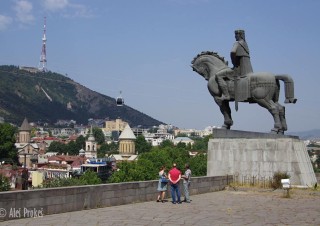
xmin=287 ymin=129 xmax=320 ymax=140
xmin=0 ymin=65 xmax=163 ymax=127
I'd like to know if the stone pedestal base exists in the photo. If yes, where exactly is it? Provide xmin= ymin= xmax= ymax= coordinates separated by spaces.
xmin=207 ymin=130 xmax=317 ymax=186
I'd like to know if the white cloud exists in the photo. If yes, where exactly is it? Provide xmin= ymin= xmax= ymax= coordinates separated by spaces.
xmin=13 ymin=0 xmax=34 ymax=24
xmin=42 ymin=0 xmax=93 ymax=18
xmin=0 ymin=15 xmax=13 ymax=31
xmin=65 ymin=3 xmax=94 ymax=18
xmin=43 ymin=0 xmax=69 ymax=11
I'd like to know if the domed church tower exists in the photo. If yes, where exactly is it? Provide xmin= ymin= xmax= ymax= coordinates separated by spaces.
xmin=119 ymin=124 xmax=136 ymax=154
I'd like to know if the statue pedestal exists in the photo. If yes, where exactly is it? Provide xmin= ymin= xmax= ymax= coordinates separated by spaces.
xmin=207 ymin=129 xmax=317 ymax=186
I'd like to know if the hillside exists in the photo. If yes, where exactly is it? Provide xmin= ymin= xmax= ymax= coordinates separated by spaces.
xmin=287 ymin=129 xmax=320 ymax=140
xmin=0 ymin=65 xmax=163 ymax=127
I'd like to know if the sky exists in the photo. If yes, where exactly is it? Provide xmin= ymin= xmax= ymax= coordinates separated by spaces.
xmin=0 ymin=0 xmax=320 ymax=133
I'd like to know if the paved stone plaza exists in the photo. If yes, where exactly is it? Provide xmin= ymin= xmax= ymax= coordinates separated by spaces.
xmin=1 ymin=189 xmax=319 ymax=226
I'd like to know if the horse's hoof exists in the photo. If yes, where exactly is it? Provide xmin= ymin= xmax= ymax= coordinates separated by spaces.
xmin=284 ymin=98 xmax=297 ymax=104
xmin=270 ymin=129 xmax=278 ymax=134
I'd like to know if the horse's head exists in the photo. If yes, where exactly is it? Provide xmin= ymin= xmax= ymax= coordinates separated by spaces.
xmin=191 ymin=51 xmax=228 ymax=80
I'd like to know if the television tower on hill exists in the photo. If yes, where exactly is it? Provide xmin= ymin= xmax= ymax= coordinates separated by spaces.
xmin=38 ymin=16 xmax=47 ymax=72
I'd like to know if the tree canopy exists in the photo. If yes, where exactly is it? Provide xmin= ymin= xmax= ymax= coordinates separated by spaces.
xmin=0 ymin=123 xmax=18 ymax=163
xmin=108 ymin=145 xmax=207 ymax=183
xmin=135 ymin=135 xmax=152 ymax=154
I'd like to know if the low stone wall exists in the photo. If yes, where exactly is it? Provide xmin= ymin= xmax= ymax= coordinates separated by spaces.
xmin=0 ymin=175 xmax=231 ymax=221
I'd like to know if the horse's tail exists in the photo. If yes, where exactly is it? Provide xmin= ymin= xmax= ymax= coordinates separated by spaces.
xmin=275 ymin=75 xmax=297 ymax=104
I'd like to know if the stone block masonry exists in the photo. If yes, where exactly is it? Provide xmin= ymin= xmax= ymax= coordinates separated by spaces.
xmin=208 ymin=136 xmax=317 ymax=186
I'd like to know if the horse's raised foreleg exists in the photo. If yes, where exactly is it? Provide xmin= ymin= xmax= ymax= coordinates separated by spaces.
xmin=214 ymin=98 xmax=233 ymax=129
xmin=255 ymin=99 xmax=282 ymax=133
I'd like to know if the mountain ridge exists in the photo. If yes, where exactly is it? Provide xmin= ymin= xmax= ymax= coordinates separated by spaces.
xmin=0 ymin=65 xmax=164 ymax=127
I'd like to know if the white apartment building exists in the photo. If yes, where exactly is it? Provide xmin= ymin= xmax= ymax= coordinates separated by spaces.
xmin=144 ymin=131 xmax=174 ymax=146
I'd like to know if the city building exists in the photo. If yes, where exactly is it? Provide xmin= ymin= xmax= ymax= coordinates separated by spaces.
xmin=85 ymin=127 xmax=97 ymax=158
xmin=173 ymin=137 xmax=195 ymax=146
xmin=15 ymin=118 xmax=40 ymax=168
xmin=111 ymin=124 xmax=138 ymax=162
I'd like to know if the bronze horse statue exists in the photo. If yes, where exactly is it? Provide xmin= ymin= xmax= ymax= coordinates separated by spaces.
xmin=191 ymin=51 xmax=297 ymax=134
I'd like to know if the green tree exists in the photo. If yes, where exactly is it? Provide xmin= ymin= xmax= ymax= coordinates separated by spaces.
xmin=75 ymin=135 xmax=85 ymax=149
xmin=98 ymin=143 xmax=108 ymax=158
xmin=139 ymin=148 xmax=171 ymax=171
xmin=0 ymin=123 xmax=18 ymax=163
xmin=47 ymin=141 xmax=66 ymax=154
xmin=0 ymin=174 xmax=11 ymax=191
xmin=108 ymin=144 xmax=207 ymax=183
xmin=108 ymin=161 xmax=136 ymax=183
xmin=79 ymin=170 xmax=101 ymax=185
xmin=192 ymin=135 xmax=211 ymax=151
xmin=160 ymin=139 xmax=174 ymax=148
xmin=66 ymin=141 xmax=79 ymax=155
xmin=189 ymin=153 xmax=207 ymax=176
xmin=98 ymin=142 xmax=119 ymax=158
xmin=176 ymin=142 xmax=186 ymax=149
xmin=92 ymin=127 xmax=105 ymax=145
xmin=135 ymin=135 xmax=152 ymax=154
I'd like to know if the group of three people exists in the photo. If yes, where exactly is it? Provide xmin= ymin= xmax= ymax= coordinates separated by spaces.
xmin=157 ymin=163 xmax=191 ymax=204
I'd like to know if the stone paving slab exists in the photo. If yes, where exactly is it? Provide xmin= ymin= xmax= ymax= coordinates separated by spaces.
xmin=1 ymin=189 xmax=319 ymax=226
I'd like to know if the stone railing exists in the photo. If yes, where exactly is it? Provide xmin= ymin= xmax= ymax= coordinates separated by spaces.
xmin=0 ymin=175 xmax=231 ymax=222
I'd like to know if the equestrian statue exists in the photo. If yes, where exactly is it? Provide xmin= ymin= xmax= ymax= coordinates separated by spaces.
xmin=191 ymin=30 xmax=297 ymax=134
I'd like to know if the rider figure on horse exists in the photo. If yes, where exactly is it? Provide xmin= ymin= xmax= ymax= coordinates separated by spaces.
xmin=216 ymin=29 xmax=253 ymax=100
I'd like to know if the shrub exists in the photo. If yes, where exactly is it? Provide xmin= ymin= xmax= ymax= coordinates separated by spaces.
xmin=42 ymin=177 xmax=84 ymax=188
xmin=79 ymin=170 xmax=101 ymax=185
xmin=42 ymin=171 xmax=102 ymax=188
xmin=271 ymin=171 xmax=290 ymax=190
xmin=0 ymin=174 xmax=11 ymax=191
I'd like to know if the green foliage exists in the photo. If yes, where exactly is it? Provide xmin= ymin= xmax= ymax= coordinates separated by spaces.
xmin=42 ymin=177 xmax=83 ymax=188
xmin=271 ymin=171 xmax=290 ymax=190
xmin=47 ymin=141 xmax=66 ymax=154
xmin=160 ymin=140 xmax=174 ymax=148
xmin=79 ymin=170 xmax=102 ymax=185
xmin=42 ymin=170 xmax=101 ymax=188
xmin=108 ymin=145 xmax=207 ymax=183
xmin=192 ymin=135 xmax=211 ymax=151
xmin=176 ymin=142 xmax=186 ymax=149
xmin=0 ymin=174 xmax=11 ymax=191
xmin=66 ymin=141 xmax=79 ymax=155
xmin=98 ymin=142 xmax=119 ymax=157
xmin=75 ymin=135 xmax=86 ymax=149
xmin=135 ymin=135 xmax=152 ymax=154
xmin=47 ymin=136 xmax=86 ymax=155
xmin=0 ymin=123 xmax=18 ymax=163
xmin=92 ymin=127 xmax=105 ymax=145
xmin=189 ymin=153 xmax=207 ymax=176
xmin=108 ymin=161 xmax=137 ymax=183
